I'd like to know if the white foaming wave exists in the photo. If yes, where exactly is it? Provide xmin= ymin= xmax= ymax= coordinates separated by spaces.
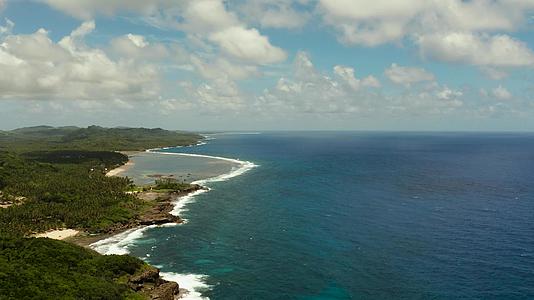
xmin=209 ymin=132 xmax=262 ymax=135
xmin=91 ymin=148 xmax=257 ymax=300
xmin=92 ymin=230 xmax=212 ymax=300
xmin=152 ymin=151 xmax=258 ymax=186
xmin=90 ymin=225 xmax=157 ymax=255
xmin=160 ymin=272 xmax=210 ymax=300
xmin=90 ymin=223 xmax=180 ymax=255
xmin=154 ymin=141 xmax=207 ymax=151
xmin=150 ymin=133 xmax=258 ymax=153
xmin=159 ymin=152 xmax=257 ymax=219
xmin=170 ymin=188 xmax=210 ymax=217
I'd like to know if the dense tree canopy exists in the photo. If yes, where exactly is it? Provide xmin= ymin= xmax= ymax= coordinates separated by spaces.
xmin=0 ymin=150 xmax=141 ymax=237
xmin=0 ymin=126 xmax=202 ymax=299
xmin=0 ymin=237 xmax=145 ymax=299
xmin=0 ymin=126 xmax=202 ymax=237
xmin=0 ymin=125 xmax=202 ymax=152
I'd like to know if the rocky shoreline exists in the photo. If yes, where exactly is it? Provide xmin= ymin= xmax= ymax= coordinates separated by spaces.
xmin=65 ymin=184 xmax=205 ymax=300
xmin=138 ymin=185 xmax=203 ymax=226
xmin=128 ymin=264 xmax=182 ymax=300
xmin=68 ymin=184 xmax=204 ymax=245
xmin=63 ymin=149 xmax=216 ymax=299
xmin=104 ymin=184 xmax=205 ymax=233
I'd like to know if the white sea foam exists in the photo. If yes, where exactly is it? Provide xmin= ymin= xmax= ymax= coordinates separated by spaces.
xmin=91 ymin=225 xmax=157 ymax=255
xmin=170 ymin=188 xmax=210 ymax=217
xmin=208 ymin=132 xmax=262 ymax=135
xmin=90 ymin=142 xmax=257 ymax=300
xmin=160 ymin=272 xmax=211 ymax=300
xmin=152 ymin=151 xmax=257 ymax=220
xmin=151 ymin=151 xmax=258 ymax=185
xmin=156 ymin=140 xmax=207 ymax=151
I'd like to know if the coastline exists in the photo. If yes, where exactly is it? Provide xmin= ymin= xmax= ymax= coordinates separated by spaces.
xmin=0 ymin=127 xmax=208 ymax=300
xmin=106 ymin=160 xmax=134 ymax=177
xmin=147 ymin=150 xmax=258 ymax=185
xmin=33 ymin=228 xmax=80 ymax=240
xmin=105 ymin=151 xmax=139 ymax=177
xmin=67 ymin=186 xmax=204 ymax=247
xmin=85 ymin=145 xmax=258 ymax=299
xmin=63 ymin=152 xmax=207 ymax=299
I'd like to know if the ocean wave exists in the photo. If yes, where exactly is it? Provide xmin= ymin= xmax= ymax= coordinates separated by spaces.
xmin=206 ymin=132 xmax=262 ymax=135
xmin=152 ymin=151 xmax=258 ymax=221
xmin=91 ymin=225 xmax=158 ymax=255
xmin=170 ymin=188 xmax=210 ymax=218
xmin=91 ymin=145 xmax=257 ymax=299
xmin=156 ymin=140 xmax=206 ymax=151
xmin=90 ymin=223 xmax=178 ymax=255
xmin=160 ymin=272 xmax=211 ymax=300
xmin=152 ymin=151 xmax=258 ymax=185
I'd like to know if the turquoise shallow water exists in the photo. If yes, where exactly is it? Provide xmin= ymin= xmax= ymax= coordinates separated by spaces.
xmin=116 ymin=132 xmax=534 ymax=299
xmin=119 ymin=151 xmax=238 ymax=185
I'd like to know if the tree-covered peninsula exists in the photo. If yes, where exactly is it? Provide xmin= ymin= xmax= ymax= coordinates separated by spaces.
xmin=0 ymin=126 xmax=203 ymax=299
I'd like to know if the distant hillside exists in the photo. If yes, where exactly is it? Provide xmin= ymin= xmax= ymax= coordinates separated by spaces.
xmin=0 ymin=125 xmax=202 ymax=152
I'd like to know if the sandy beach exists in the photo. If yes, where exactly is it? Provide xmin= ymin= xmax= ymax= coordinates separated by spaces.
xmin=106 ymin=159 xmax=135 ymax=177
xmin=34 ymin=229 xmax=80 ymax=240
xmin=25 ymin=146 xmax=254 ymax=299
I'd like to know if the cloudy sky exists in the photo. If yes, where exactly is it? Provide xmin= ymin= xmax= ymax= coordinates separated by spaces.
xmin=0 ymin=0 xmax=534 ymax=131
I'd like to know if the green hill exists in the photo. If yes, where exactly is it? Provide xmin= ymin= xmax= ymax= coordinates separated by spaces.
xmin=0 ymin=125 xmax=202 ymax=152
xmin=0 ymin=125 xmax=202 ymax=299
xmin=0 ymin=237 xmax=145 ymax=299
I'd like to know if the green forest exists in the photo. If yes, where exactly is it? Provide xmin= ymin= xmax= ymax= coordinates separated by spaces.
xmin=0 ymin=237 xmax=146 ymax=299
xmin=0 ymin=150 xmax=140 ymax=237
xmin=0 ymin=125 xmax=201 ymax=152
xmin=0 ymin=126 xmax=202 ymax=299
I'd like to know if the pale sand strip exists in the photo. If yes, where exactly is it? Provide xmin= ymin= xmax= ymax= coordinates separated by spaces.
xmin=34 ymin=229 xmax=80 ymax=240
xmin=106 ymin=160 xmax=134 ymax=177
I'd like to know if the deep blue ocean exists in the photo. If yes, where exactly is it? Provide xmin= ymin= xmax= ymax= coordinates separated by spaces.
xmin=127 ymin=132 xmax=534 ymax=299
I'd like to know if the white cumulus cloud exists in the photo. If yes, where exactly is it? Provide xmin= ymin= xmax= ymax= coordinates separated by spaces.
xmin=0 ymin=21 xmax=160 ymax=101
xmin=333 ymin=65 xmax=381 ymax=90
xmin=319 ymin=0 xmax=424 ymax=46
xmin=318 ymin=0 xmax=534 ymax=46
xmin=209 ymin=26 xmax=286 ymax=64
xmin=257 ymin=52 xmax=474 ymax=117
xmin=418 ymin=32 xmax=534 ymax=67
xmin=39 ymin=0 xmax=172 ymax=20
xmin=492 ymin=85 xmax=513 ymax=100
xmin=436 ymin=86 xmax=463 ymax=100
xmin=0 ymin=18 xmax=14 ymax=35
xmin=385 ymin=63 xmax=435 ymax=87
xmin=110 ymin=34 xmax=170 ymax=61
xmin=480 ymin=67 xmax=509 ymax=80
xmin=318 ymin=0 xmax=534 ymax=70
xmin=41 ymin=0 xmax=287 ymax=67
xmin=237 ymin=0 xmax=311 ymax=29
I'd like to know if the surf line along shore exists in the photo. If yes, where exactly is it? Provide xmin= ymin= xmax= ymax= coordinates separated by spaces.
xmin=88 ymin=147 xmax=259 ymax=299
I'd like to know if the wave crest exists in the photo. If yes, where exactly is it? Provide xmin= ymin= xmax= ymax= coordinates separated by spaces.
xmin=90 ymin=147 xmax=257 ymax=300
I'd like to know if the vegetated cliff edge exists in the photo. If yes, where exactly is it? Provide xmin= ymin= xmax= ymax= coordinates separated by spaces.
xmin=0 ymin=126 xmax=204 ymax=299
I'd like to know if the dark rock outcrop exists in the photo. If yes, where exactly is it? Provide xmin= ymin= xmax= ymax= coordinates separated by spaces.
xmin=129 ymin=266 xmax=160 ymax=286
xmin=97 ymin=185 xmax=206 ymax=234
xmin=128 ymin=266 xmax=180 ymax=299
xmin=152 ymin=282 xmax=180 ymax=300
xmin=138 ymin=199 xmax=182 ymax=226
xmin=135 ymin=185 xmax=205 ymax=226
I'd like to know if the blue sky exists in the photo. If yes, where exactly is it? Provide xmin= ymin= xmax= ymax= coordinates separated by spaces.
xmin=0 ymin=0 xmax=533 ymax=131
